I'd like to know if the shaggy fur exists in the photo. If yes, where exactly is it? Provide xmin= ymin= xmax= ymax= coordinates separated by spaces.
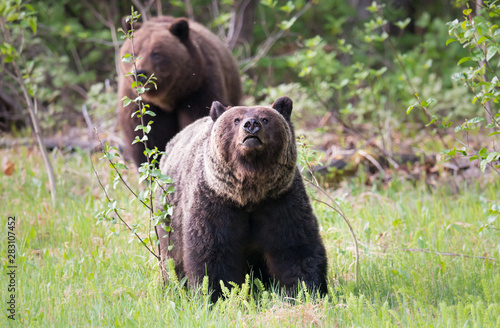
xmin=157 ymin=97 xmax=327 ymax=302
xmin=118 ymin=16 xmax=241 ymax=167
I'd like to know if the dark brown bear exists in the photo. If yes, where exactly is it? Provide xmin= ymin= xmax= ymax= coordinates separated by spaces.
xmin=157 ymin=96 xmax=328 ymax=302
xmin=118 ymin=16 xmax=241 ymax=167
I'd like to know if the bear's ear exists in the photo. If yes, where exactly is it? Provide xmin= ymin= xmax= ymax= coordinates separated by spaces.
xmin=210 ymin=101 xmax=227 ymax=122
xmin=121 ymin=16 xmax=142 ymax=33
xmin=271 ymin=96 xmax=293 ymax=121
xmin=169 ymin=18 xmax=190 ymax=42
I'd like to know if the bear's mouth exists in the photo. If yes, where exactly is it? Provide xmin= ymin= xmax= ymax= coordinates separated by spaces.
xmin=242 ymin=135 xmax=262 ymax=147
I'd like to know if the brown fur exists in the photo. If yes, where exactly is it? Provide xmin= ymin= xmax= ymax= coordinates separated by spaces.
xmin=118 ymin=16 xmax=241 ymax=167
xmin=157 ymin=97 xmax=328 ymax=302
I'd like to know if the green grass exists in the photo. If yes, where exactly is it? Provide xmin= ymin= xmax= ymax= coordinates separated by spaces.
xmin=1 ymin=147 xmax=499 ymax=327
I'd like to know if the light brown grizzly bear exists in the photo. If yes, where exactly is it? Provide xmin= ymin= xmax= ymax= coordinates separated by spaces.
xmin=157 ymin=96 xmax=328 ymax=302
xmin=118 ymin=16 xmax=241 ymax=167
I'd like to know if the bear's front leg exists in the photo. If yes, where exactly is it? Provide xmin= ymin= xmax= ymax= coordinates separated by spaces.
xmin=254 ymin=185 xmax=328 ymax=296
xmin=182 ymin=201 xmax=249 ymax=303
xmin=263 ymin=242 xmax=328 ymax=296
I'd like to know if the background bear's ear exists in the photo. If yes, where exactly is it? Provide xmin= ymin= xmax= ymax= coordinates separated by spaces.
xmin=169 ymin=18 xmax=190 ymax=42
xmin=271 ymin=96 xmax=293 ymax=121
xmin=210 ymin=101 xmax=227 ymax=122
xmin=121 ymin=17 xmax=142 ymax=33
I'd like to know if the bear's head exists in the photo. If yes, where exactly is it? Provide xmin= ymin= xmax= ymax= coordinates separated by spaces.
xmin=120 ymin=17 xmax=205 ymax=111
xmin=205 ymin=97 xmax=298 ymax=206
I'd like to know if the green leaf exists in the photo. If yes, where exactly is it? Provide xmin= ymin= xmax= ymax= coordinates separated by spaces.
xmin=463 ymin=9 xmax=472 ymax=15
xmin=461 ymin=20 xmax=467 ymax=30
xmin=485 ymin=151 xmax=500 ymax=163
xmin=468 ymin=117 xmax=485 ymax=124
xmin=280 ymin=1 xmax=295 ymax=13
xmin=488 ymin=131 xmax=500 ymax=136
xmin=477 ymin=36 xmax=489 ymax=45
xmin=108 ymin=200 xmax=117 ymax=210
xmin=260 ymin=0 xmax=278 ymax=8
xmin=121 ymin=54 xmax=133 ymax=63
xmin=446 ymin=38 xmax=457 ymax=45
xmin=22 ymin=4 xmax=35 ymax=12
xmin=451 ymin=72 xmax=466 ymax=81
xmin=114 ymin=163 xmax=128 ymax=170
xmin=464 ymin=27 xmax=476 ymax=38
xmin=480 ymin=159 xmax=488 ymax=172
xmin=486 ymin=45 xmax=499 ymax=61
xmin=28 ymin=17 xmax=37 ymax=35
xmin=406 ymin=105 xmax=414 ymax=115
xmin=278 ymin=17 xmax=297 ymax=30
xmin=426 ymin=98 xmax=437 ymax=107
xmin=458 ymin=57 xmax=473 ymax=65
xmin=123 ymin=97 xmax=132 ymax=107
xmin=395 ymin=18 xmax=411 ymax=30
xmin=425 ymin=116 xmax=437 ymax=127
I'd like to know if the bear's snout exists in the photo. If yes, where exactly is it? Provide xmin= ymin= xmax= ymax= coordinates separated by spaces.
xmin=242 ymin=118 xmax=261 ymax=134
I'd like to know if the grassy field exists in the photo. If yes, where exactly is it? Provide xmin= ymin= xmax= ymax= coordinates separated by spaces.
xmin=1 ymin=147 xmax=499 ymax=327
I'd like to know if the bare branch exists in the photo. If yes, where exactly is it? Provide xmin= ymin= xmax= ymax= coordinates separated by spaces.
xmin=184 ymin=0 xmax=194 ymax=21
xmin=304 ymin=178 xmax=361 ymax=286
xmin=94 ymin=128 xmax=153 ymax=211
xmin=90 ymin=154 xmax=160 ymax=260
xmin=357 ymin=149 xmax=385 ymax=176
xmin=0 ymin=17 xmax=57 ymax=206
xmin=227 ymin=0 xmax=253 ymax=51
xmin=211 ymin=0 xmax=225 ymax=39
xmin=155 ymin=0 xmax=162 ymax=16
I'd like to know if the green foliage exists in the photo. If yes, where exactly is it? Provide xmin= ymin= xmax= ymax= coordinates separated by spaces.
xmin=268 ymin=0 xmax=472 ymax=138
xmin=440 ymin=2 xmax=500 ymax=174
xmin=0 ymin=1 xmax=37 ymax=77
xmin=296 ymin=135 xmax=323 ymax=174
xmin=1 ymin=0 xmax=118 ymax=131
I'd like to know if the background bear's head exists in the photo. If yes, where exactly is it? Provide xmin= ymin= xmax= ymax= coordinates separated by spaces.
xmin=120 ymin=17 xmax=205 ymax=111
xmin=206 ymin=97 xmax=298 ymax=205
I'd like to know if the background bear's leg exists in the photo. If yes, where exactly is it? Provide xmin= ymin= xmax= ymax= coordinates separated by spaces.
xmin=182 ymin=202 xmax=249 ymax=303
xmin=176 ymin=86 xmax=223 ymax=129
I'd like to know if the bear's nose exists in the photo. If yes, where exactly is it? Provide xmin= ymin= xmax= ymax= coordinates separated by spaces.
xmin=243 ymin=118 xmax=261 ymax=134
xmin=133 ymin=69 xmax=148 ymax=85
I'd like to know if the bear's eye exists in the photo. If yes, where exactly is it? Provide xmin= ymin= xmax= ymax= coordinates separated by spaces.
xmin=234 ymin=118 xmax=240 ymax=125
xmin=151 ymin=53 xmax=162 ymax=61
xmin=262 ymin=118 xmax=269 ymax=124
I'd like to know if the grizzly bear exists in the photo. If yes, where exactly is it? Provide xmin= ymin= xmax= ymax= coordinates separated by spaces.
xmin=156 ymin=96 xmax=328 ymax=302
xmin=118 ymin=16 xmax=242 ymax=167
